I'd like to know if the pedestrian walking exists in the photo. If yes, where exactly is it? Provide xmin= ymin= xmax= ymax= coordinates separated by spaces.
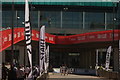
xmin=60 ymin=65 xmax=62 ymax=75
xmin=65 ymin=64 xmax=69 ymax=75
xmin=25 ymin=65 xmax=30 ymax=78
xmin=61 ymin=64 xmax=66 ymax=76
xmin=16 ymin=66 xmax=25 ymax=80
xmin=8 ymin=64 xmax=17 ymax=80
xmin=2 ymin=63 xmax=8 ymax=80
xmin=32 ymin=66 xmax=39 ymax=80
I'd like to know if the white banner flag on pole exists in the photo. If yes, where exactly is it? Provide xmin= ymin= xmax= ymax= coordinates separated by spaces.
xmin=105 ymin=46 xmax=112 ymax=71
xmin=39 ymin=25 xmax=46 ymax=77
xmin=96 ymin=49 xmax=98 ymax=69
xmin=45 ymin=45 xmax=49 ymax=73
xmin=96 ymin=49 xmax=99 ymax=75
xmin=25 ymin=0 xmax=32 ymax=78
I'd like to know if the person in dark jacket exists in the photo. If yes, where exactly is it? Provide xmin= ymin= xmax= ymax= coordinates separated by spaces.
xmin=2 ymin=63 xmax=8 ymax=80
xmin=8 ymin=64 xmax=17 ymax=80
xmin=16 ymin=66 xmax=25 ymax=80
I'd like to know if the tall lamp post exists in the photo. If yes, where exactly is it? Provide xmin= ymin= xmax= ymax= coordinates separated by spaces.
xmin=14 ymin=11 xmax=20 ymax=65
xmin=48 ymin=18 xmax=51 ymax=27
xmin=116 ymin=2 xmax=120 ymax=80
xmin=16 ymin=10 xmax=20 ymax=28
xmin=117 ymin=1 xmax=120 ymax=73
xmin=113 ymin=1 xmax=120 ymax=74
xmin=112 ymin=1 xmax=117 ymax=71
xmin=11 ymin=0 xmax=14 ymax=65
xmin=17 ymin=16 xmax=20 ymax=27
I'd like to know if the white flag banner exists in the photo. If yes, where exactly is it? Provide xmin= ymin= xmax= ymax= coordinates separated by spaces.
xmin=96 ymin=49 xmax=99 ymax=75
xmin=105 ymin=46 xmax=112 ymax=71
xmin=25 ymin=0 xmax=32 ymax=78
xmin=39 ymin=25 xmax=46 ymax=77
xmin=96 ymin=49 xmax=98 ymax=69
xmin=45 ymin=45 xmax=49 ymax=73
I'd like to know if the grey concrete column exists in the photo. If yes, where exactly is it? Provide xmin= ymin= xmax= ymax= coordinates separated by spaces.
xmin=2 ymin=51 xmax=5 ymax=63
xmin=90 ymin=50 xmax=96 ymax=69
xmin=38 ymin=11 xmax=40 ymax=28
xmin=19 ymin=46 xmax=28 ymax=66
xmin=105 ymin=12 xmax=107 ymax=30
xmin=60 ymin=11 xmax=63 ymax=29
xmin=83 ymin=11 xmax=85 ymax=29
xmin=89 ymin=51 xmax=94 ymax=69
xmin=113 ymin=48 xmax=119 ymax=71
xmin=19 ymin=46 xmax=24 ymax=65
xmin=0 ymin=52 xmax=2 ymax=79
xmin=0 ymin=1 xmax=2 ymax=79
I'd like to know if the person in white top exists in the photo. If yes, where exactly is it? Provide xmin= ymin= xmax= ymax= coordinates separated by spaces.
xmin=25 ymin=66 xmax=30 ymax=78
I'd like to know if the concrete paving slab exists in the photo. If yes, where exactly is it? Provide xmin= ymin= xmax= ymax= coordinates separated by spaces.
xmin=48 ymin=73 xmax=107 ymax=80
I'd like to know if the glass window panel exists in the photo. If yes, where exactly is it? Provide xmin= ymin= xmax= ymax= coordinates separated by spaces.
xmin=62 ymin=12 xmax=82 ymax=29
xmin=85 ymin=12 xmax=105 ymax=30
xmin=40 ymin=11 xmax=61 ymax=28
xmin=106 ymin=13 xmax=114 ymax=30
xmin=2 ymin=11 xmax=25 ymax=28
xmin=2 ymin=11 xmax=15 ymax=28
xmin=16 ymin=11 xmax=24 ymax=28
xmin=31 ymin=11 xmax=38 ymax=28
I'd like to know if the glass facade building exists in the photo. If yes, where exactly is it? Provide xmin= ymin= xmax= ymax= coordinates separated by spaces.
xmin=2 ymin=10 xmax=115 ymax=30
xmin=1 ymin=1 xmax=120 ymax=70
xmin=2 ymin=1 xmax=118 ymax=34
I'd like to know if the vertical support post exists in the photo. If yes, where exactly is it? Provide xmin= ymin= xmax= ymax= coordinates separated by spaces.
xmin=118 ymin=39 xmax=120 ymax=73
xmin=83 ymin=11 xmax=85 ymax=30
xmin=24 ymin=45 xmax=26 ymax=67
xmin=15 ymin=10 xmax=18 ymax=64
xmin=118 ymin=2 xmax=120 ymax=73
xmin=0 ymin=32 xmax=1 ymax=80
xmin=113 ymin=2 xmax=116 ymax=71
xmin=60 ymin=11 xmax=63 ymax=29
xmin=118 ymin=1 xmax=120 ymax=74
xmin=37 ymin=11 xmax=42 ymax=65
xmin=105 ymin=12 xmax=107 ymax=30
xmin=0 ymin=1 xmax=2 ymax=79
xmin=38 ymin=10 xmax=40 ymax=28
xmin=11 ymin=1 xmax=14 ymax=64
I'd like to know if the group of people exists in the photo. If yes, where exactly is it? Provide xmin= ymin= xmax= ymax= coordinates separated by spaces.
xmin=2 ymin=63 xmax=39 ymax=80
xmin=60 ymin=64 xmax=69 ymax=76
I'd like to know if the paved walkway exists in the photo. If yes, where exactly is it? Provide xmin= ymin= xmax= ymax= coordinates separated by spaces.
xmin=48 ymin=73 xmax=107 ymax=80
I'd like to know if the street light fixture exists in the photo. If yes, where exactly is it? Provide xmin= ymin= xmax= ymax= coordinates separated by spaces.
xmin=17 ymin=16 xmax=20 ymax=19
xmin=22 ymin=22 xmax=25 ymax=25
xmin=16 ymin=16 xmax=20 ymax=27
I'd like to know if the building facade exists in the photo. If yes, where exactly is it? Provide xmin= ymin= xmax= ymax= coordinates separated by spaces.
xmin=1 ymin=0 xmax=120 ymax=74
